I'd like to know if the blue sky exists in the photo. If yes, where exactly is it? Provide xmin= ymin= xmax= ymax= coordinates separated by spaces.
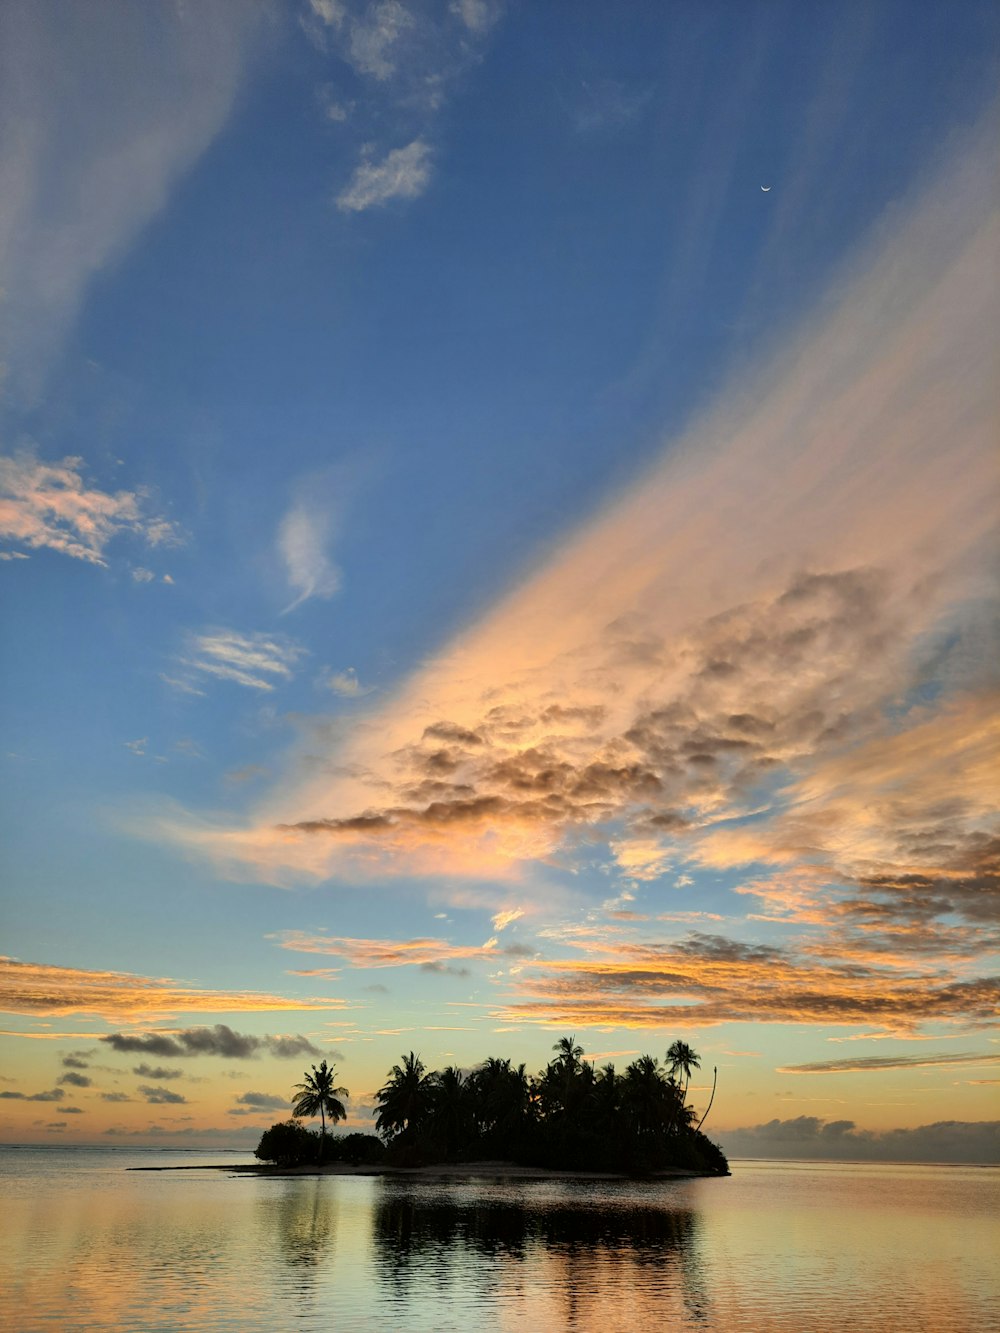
xmin=1 ymin=0 xmax=998 ymax=1157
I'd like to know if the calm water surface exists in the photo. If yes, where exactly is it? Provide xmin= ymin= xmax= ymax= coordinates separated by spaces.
xmin=1 ymin=1147 xmax=997 ymax=1331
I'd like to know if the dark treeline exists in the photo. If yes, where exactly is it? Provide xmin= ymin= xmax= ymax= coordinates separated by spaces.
xmin=256 ymin=1037 xmax=729 ymax=1176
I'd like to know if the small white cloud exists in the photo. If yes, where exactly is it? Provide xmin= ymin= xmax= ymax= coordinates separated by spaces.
xmin=124 ymin=738 xmax=148 ymax=756
xmin=336 ymin=139 xmax=431 ymax=213
xmin=450 ymin=0 xmax=501 ymax=34
xmin=317 ymin=666 xmax=373 ymax=698
xmin=0 ymin=551 xmax=29 ymax=561
xmin=491 ymin=907 xmax=524 ymax=932
xmin=162 ymin=574 xmax=174 ymax=585
xmin=674 ymin=873 xmax=693 ymax=888
xmin=180 ymin=630 xmax=306 ymax=692
xmin=278 ymin=498 xmax=341 ymax=613
xmin=131 ymin=566 xmax=155 ymax=583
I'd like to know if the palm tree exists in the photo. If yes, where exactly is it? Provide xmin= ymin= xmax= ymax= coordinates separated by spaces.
xmin=553 ymin=1035 xmax=584 ymax=1072
xmin=622 ymin=1055 xmax=668 ymax=1143
xmin=428 ymin=1065 xmax=470 ymax=1159
xmin=696 ymin=1065 xmax=718 ymax=1131
xmin=375 ymin=1051 xmax=433 ymax=1143
xmin=666 ymin=1040 xmax=701 ymax=1103
xmin=292 ymin=1059 xmax=348 ymax=1161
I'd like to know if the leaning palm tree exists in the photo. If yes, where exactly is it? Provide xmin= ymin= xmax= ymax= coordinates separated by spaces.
xmin=292 ymin=1059 xmax=348 ymax=1162
xmin=696 ymin=1066 xmax=718 ymax=1132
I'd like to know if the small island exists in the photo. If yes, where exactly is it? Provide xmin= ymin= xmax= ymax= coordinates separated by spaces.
xmin=250 ymin=1037 xmax=729 ymax=1178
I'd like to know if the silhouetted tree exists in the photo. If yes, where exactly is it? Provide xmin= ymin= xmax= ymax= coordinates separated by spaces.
xmin=375 ymin=1051 xmax=433 ymax=1144
xmin=255 ymin=1119 xmax=319 ymax=1166
xmin=292 ymin=1059 xmax=348 ymax=1161
xmin=469 ymin=1057 xmax=533 ymax=1156
xmin=428 ymin=1065 xmax=472 ymax=1160
xmin=367 ymin=1037 xmax=727 ymax=1176
xmin=666 ymin=1041 xmax=701 ymax=1102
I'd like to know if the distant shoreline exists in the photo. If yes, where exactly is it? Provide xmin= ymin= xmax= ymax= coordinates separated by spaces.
xmin=128 ymin=1158 xmax=720 ymax=1180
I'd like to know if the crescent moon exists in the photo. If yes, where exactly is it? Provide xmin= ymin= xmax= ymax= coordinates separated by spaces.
xmin=761 ymin=185 xmax=772 ymax=192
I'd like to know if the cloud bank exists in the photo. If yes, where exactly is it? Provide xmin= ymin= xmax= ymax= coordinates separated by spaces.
xmin=717 ymin=1116 xmax=999 ymax=1164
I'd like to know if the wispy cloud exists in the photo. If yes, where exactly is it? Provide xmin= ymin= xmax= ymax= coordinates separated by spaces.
xmin=571 ymin=78 xmax=653 ymax=135
xmin=0 ymin=451 xmax=179 ymax=564
xmin=336 ymin=138 xmax=431 ymax=212
xmin=778 ymin=1053 xmax=1000 ymax=1075
xmin=305 ymin=0 xmax=505 ymax=212
xmin=278 ymin=496 xmax=341 ymax=611
xmin=176 ymin=629 xmax=305 ymax=692
xmin=317 ymin=666 xmax=373 ymax=697
xmin=276 ymin=930 xmax=499 ymax=971
xmin=0 ymin=958 xmax=338 ymax=1020
xmin=0 ymin=0 xmax=263 ymax=397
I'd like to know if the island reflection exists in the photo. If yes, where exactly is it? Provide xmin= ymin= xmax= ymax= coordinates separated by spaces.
xmin=371 ymin=1181 xmax=711 ymax=1327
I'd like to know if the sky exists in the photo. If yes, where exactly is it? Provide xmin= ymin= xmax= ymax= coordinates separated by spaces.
xmin=1 ymin=0 xmax=998 ymax=1162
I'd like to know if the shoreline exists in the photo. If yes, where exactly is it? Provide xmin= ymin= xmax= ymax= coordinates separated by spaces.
xmin=129 ymin=1158 xmax=719 ymax=1181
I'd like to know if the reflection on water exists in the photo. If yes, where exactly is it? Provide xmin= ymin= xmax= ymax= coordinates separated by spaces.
xmin=266 ymin=1179 xmax=337 ymax=1268
xmin=371 ymin=1183 xmax=711 ymax=1329
xmin=1 ymin=1150 xmax=998 ymax=1332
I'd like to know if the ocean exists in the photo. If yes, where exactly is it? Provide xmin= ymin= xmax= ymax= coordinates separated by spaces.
xmin=1 ymin=1147 xmax=997 ymax=1331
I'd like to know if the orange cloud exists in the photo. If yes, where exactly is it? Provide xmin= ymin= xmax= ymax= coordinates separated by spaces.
xmin=0 ymin=957 xmax=340 ymax=1020
xmin=0 ymin=451 xmax=178 ymax=564
xmin=147 ymin=124 xmax=999 ymax=896
xmin=495 ymin=931 xmax=1000 ymax=1034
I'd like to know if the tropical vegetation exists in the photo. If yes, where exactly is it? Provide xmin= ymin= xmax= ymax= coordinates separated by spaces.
xmin=290 ymin=1059 xmax=348 ymax=1160
xmin=255 ymin=1039 xmax=728 ymax=1175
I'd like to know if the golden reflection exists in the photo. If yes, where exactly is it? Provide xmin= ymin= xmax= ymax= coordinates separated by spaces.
xmin=260 ymin=1178 xmax=337 ymax=1269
